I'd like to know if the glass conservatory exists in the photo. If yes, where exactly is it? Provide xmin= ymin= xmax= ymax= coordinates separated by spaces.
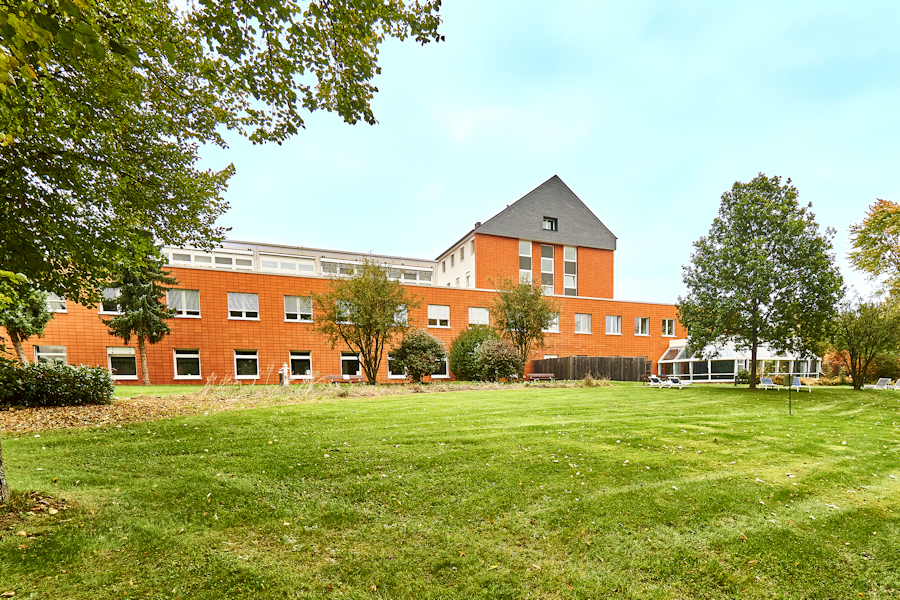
xmin=657 ymin=340 xmax=820 ymax=383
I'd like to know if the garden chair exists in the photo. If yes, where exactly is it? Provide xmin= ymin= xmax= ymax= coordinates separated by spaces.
xmin=759 ymin=377 xmax=781 ymax=391
xmin=863 ymin=378 xmax=891 ymax=390
xmin=791 ymin=377 xmax=811 ymax=393
xmin=667 ymin=376 xmax=692 ymax=389
xmin=647 ymin=375 xmax=665 ymax=388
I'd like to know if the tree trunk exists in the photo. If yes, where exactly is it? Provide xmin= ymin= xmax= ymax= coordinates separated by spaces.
xmin=7 ymin=330 xmax=27 ymax=365
xmin=0 ymin=438 xmax=10 ymax=504
xmin=138 ymin=336 xmax=150 ymax=385
xmin=749 ymin=336 xmax=758 ymax=390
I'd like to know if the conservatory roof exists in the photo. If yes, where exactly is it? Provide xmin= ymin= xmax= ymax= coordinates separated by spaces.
xmin=657 ymin=341 xmax=812 ymax=363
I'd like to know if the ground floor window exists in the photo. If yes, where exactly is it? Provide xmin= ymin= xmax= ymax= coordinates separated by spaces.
xmin=174 ymin=349 xmax=201 ymax=379
xmin=234 ymin=350 xmax=259 ymax=379
xmin=341 ymin=352 xmax=361 ymax=377
xmin=34 ymin=345 xmax=67 ymax=364
xmin=107 ymin=347 xmax=137 ymax=380
xmin=388 ymin=357 xmax=407 ymax=379
xmin=606 ymin=315 xmax=622 ymax=335
xmin=432 ymin=357 xmax=449 ymax=379
xmin=290 ymin=352 xmax=312 ymax=379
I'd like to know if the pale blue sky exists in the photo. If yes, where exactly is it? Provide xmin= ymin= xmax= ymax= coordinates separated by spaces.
xmin=201 ymin=1 xmax=900 ymax=303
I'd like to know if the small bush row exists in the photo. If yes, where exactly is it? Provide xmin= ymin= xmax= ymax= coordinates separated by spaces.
xmin=0 ymin=361 xmax=114 ymax=407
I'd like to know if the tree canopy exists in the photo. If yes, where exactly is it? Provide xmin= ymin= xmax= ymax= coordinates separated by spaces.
xmin=0 ymin=283 xmax=52 ymax=364
xmin=831 ymin=297 xmax=900 ymax=390
xmin=848 ymin=199 xmax=900 ymax=294
xmin=314 ymin=261 xmax=418 ymax=384
xmin=389 ymin=328 xmax=446 ymax=383
xmin=1 ymin=0 xmax=443 ymax=301
xmin=490 ymin=278 xmax=557 ymax=378
xmin=677 ymin=173 xmax=843 ymax=388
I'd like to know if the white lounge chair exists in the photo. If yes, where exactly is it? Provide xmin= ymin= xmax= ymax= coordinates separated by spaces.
xmin=863 ymin=378 xmax=891 ymax=390
xmin=647 ymin=375 xmax=665 ymax=388
xmin=667 ymin=376 xmax=692 ymax=389
xmin=759 ymin=377 xmax=781 ymax=391
xmin=791 ymin=377 xmax=811 ymax=393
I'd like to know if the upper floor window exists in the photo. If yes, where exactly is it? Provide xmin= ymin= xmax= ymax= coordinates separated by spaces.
xmin=663 ymin=318 xmax=676 ymax=337
xmin=394 ymin=305 xmax=408 ymax=326
xmin=542 ymin=217 xmax=558 ymax=231
xmin=519 ymin=240 xmax=532 ymax=284
xmin=542 ymin=313 xmax=560 ymax=333
xmin=635 ymin=317 xmax=649 ymax=336
xmin=575 ymin=313 xmax=592 ymax=334
xmin=541 ymin=245 xmax=554 ymax=294
xmin=228 ymin=292 xmax=259 ymax=320
xmin=442 ymin=261 xmax=446 ymax=274
xmin=563 ymin=246 xmax=577 ymax=296
xmin=471 ymin=239 xmax=475 ymax=254
xmin=46 ymin=293 xmax=67 ymax=313
xmin=460 ymin=246 xmax=465 ymax=261
xmin=606 ymin=315 xmax=622 ymax=335
xmin=284 ymin=295 xmax=313 ymax=322
xmin=99 ymin=288 xmax=122 ymax=315
xmin=428 ymin=304 xmax=450 ymax=328
xmin=450 ymin=254 xmax=455 ymax=268
xmin=468 ymin=307 xmax=489 ymax=326
xmin=167 ymin=289 xmax=201 ymax=318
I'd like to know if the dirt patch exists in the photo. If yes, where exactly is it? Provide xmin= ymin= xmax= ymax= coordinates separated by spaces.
xmin=0 ymin=490 xmax=73 ymax=537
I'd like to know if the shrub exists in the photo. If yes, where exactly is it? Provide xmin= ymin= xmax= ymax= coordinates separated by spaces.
xmin=473 ymin=339 xmax=521 ymax=382
xmin=734 ymin=369 xmax=750 ymax=385
xmin=580 ymin=373 xmax=611 ymax=387
xmin=449 ymin=326 xmax=498 ymax=381
xmin=389 ymin=329 xmax=447 ymax=383
xmin=0 ymin=361 xmax=114 ymax=407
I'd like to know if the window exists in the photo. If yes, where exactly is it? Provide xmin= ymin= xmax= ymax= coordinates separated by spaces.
xmin=99 ymin=288 xmax=122 ymax=314
xmin=290 ymin=352 xmax=312 ymax=379
xmin=34 ymin=345 xmax=66 ymax=364
xmin=564 ymin=247 xmax=577 ymax=296
xmin=234 ymin=350 xmax=259 ymax=379
xmin=635 ymin=317 xmax=649 ymax=336
xmin=321 ymin=261 xmax=356 ymax=276
xmin=107 ymin=347 xmax=137 ymax=380
xmin=519 ymin=240 xmax=532 ymax=284
xmin=450 ymin=254 xmax=455 ymax=268
xmin=575 ymin=313 xmax=592 ymax=334
xmin=394 ymin=305 xmax=408 ymax=326
xmin=46 ymin=293 xmax=67 ymax=313
xmin=543 ymin=355 xmax=558 ymax=360
xmin=227 ymin=292 xmax=259 ymax=319
xmin=174 ymin=349 xmax=201 ymax=379
xmin=428 ymin=305 xmax=450 ymax=328
xmin=469 ymin=307 xmax=489 ymax=325
xmin=388 ymin=357 xmax=407 ymax=379
xmin=606 ymin=315 xmax=622 ymax=335
xmin=541 ymin=245 xmax=554 ymax=294
xmin=260 ymin=255 xmax=315 ymax=274
xmin=432 ymin=357 xmax=449 ymax=379
xmin=167 ymin=289 xmax=201 ymax=317
xmin=341 ymin=352 xmax=361 ymax=377
xmin=543 ymin=313 xmax=560 ymax=333
xmin=663 ymin=318 xmax=676 ymax=337
xmin=466 ymin=272 xmax=471 ymax=287
xmin=542 ymin=217 xmax=558 ymax=231
xmin=460 ymin=246 xmax=465 ymax=261
xmin=336 ymin=300 xmax=354 ymax=325
xmin=456 ymin=277 xmax=460 ymax=287
xmin=284 ymin=296 xmax=313 ymax=322
xmin=442 ymin=261 xmax=446 ymax=274
xmin=471 ymin=239 xmax=475 ymax=254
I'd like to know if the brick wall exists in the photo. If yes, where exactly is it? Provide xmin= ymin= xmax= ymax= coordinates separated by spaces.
xmin=2 ymin=267 xmax=680 ymax=385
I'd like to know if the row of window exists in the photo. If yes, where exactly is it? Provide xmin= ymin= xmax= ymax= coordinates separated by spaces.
xmin=519 ymin=241 xmax=577 ymax=296
xmin=442 ymin=239 xmax=476 ymax=274
xmin=32 ymin=346 xmax=448 ymax=381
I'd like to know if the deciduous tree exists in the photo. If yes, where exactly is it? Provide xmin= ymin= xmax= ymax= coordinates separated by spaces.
xmin=831 ymin=297 xmax=900 ymax=390
xmin=314 ymin=262 xmax=418 ymax=384
xmin=0 ymin=284 xmax=52 ymax=364
xmin=103 ymin=255 xmax=176 ymax=385
xmin=848 ymin=199 xmax=900 ymax=294
xmin=491 ymin=278 xmax=557 ymax=379
xmin=678 ymin=173 xmax=843 ymax=389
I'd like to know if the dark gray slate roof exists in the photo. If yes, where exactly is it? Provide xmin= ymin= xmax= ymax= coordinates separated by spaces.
xmin=474 ymin=175 xmax=617 ymax=251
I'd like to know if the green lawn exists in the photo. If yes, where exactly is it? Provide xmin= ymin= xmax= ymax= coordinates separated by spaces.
xmin=113 ymin=384 xmax=209 ymax=398
xmin=2 ymin=384 xmax=899 ymax=599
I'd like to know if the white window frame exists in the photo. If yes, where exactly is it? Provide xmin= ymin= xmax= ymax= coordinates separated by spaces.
xmin=227 ymin=292 xmax=260 ymax=320
xmin=167 ymin=289 xmax=201 ymax=318
xmin=455 ymin=277 xmax=460 ymax=287
xmin=460 ymin=245 xmax=465 ymax=261
xmin=563 ymin=246 xmax=577 ymax=296
xmin=46 ymin=293 xmax=67 ymax=313
xmin=663 ymin=318 xmax=676 ymax=337
xmin=543 ymin=354 xmax=558 ymax=360
xmin=234 ymin=350 xmax=259 ymax=380
xmin=442 ymin=260 xmax=446 ymax=274
xmin=519 ymin=240 xmax=532 ymax=284
xmin=284 ymin=295 xmax=313 ymax=323
xmin=341 ymin=352 xmax=362 ymax=377
xmin=173 ymin=349 xmax=202 ymax=380
xmin=540 ymin=245 xmax=554 ymax=295
xmin=542 ymin=217 xmax=558 ymax=231
xmin=290 ymin=351 xmax=312 ymax=379
xmin=543 ymin=313 xmax=560 ymax=334
xmin=605 ymin=315 xmax=622 ymax=335
xmin=575 ymin=313 xmax=592 ymax=334
xmin=635 ymin=317 xmax=650 ymax=336
xmin=34 ymin=345 xmax=67 ymax=364
xmin=107 ymin=347 xmax=137 ymax=380
xmin=99 ymin=288 xmax=122 ymax=315
xmin=468 ymin=307 xmax=489 ymax=326
xmin=388 ymin=357 xmax=407 ymax=380
xmin=428 ymin=305 xmax=450 ymax=328
xmin=471 ymin=239 xmax=475 ymax=254
xmin=394 ymin=305 xmax=408 ymax=326
xmin=431 ymin=357 xmax=450 ymax=379
xmin=450 ymin=254 xmax=455 ymax=268
xmin=465 ymin=271 xmax=471 ymax=288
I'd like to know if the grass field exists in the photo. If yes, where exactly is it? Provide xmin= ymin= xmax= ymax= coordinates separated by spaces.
xmin=1 ymin=384 xmax=899 ymax=599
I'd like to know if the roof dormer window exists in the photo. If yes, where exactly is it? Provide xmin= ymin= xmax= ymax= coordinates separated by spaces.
xmin=542 ymin=217 xmax=558 ymax=231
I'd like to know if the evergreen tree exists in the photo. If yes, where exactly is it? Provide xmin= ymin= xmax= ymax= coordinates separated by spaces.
xmin=449 ymin=326 xmax=499 ymax=381
xmin=0 ymin=283 xmax=52 ymax=364
xmin=389 ymin=329 xmax=446 ymax=383
xmin=678 ymin=173 xmax=844 ymax=389
xmin=103 ymin=255 xmax=176 ymax=385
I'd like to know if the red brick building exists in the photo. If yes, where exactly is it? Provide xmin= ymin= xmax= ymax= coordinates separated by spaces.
xmin=11 ymin=176 xmax=682 ymax=384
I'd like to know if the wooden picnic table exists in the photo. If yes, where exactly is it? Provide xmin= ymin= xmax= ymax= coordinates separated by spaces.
xmin=526 ymin=373 xmax=555 ymax=382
